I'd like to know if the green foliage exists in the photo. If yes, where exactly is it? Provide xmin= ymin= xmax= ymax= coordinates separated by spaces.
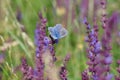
xmin=0 ymin=0 xmax=120 ymax=80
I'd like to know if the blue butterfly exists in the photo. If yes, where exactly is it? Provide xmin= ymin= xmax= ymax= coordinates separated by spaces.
xmin=48 ymin=24 xmax=68 ymax=40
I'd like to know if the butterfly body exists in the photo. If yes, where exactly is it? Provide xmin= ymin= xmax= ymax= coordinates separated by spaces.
xmin=49 ymin=35 xmax=59 ymax=44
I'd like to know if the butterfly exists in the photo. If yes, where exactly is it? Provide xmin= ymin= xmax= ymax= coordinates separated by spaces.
xmin=48 ymin=24 xmax=68 ymax=43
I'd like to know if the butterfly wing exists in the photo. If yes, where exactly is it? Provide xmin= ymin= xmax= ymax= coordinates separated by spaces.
xmin=48 ymin=27 xmax=60 ymax=40
xmin=59 ymin=27 xmax=68 ymax=38
xmin=55 ymin=24 xmax=68 ymax=39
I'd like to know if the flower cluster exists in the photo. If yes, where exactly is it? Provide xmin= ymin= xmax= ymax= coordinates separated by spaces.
xmin=82 ymin=0 xmax=120 ymax=80
xmin=60 ymin=54 xmax=70 ymax=80
xmin=21 ymin=14 xmax=56 ymax=80
xmin=21 ymin=57 xmax=34 ymax=80
xmin=83 ymin=17 xmax=103 ymax=80
xmin=34 ymin=14 xmax=48 ymax=80
xmin=82 ymin=70 xmax=89 ymax=80
xmin=21 ymin=13 xmax=69 ymax=80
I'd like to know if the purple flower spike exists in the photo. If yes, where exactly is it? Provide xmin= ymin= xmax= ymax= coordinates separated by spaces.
xmin=88 ymin=51 xmax=93 ymax=59
xmin=108 ymin=12 xmax=120 ymax=31
xmin=44 ymin=37 xmax=50 ymax=46
xmin=92 ymin=74 xmax=98 ymax=80
xmin=60 ymin=66 xmax=68 ymax=80
xmin=82 ymin=0 xmax=117 ymax=80
xmin=83 ymin=17 xmax=91 ymax=30
xmin=21 ymin=57 xmax=34 ymax=80
xmin=104 ymin=55 xmax=112 ymax=65
xmin=82 ymin=70 xmax=89 ymax=80
xmin=106 ymin=74 xmax=113 ymax=80
xmin=83 ymin=16 xmax=102 ymax=80
xmin=94 ymin=41 xmax=101 ymax=53
xmin=80 ymin=0 xmax=89 ymax=18
xmin=83 ymin=17 xmax=87 ymax=24
xmin=117 ymin=60 xmax=120 ymax=65
xmin=60 ymin=54 xmax=70 ymax=80
xmin=87 ymin=24 xmax=91 ymax=29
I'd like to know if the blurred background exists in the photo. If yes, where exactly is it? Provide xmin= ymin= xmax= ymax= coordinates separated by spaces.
xmin=0 ymin=0 xmax=120 ymax=80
